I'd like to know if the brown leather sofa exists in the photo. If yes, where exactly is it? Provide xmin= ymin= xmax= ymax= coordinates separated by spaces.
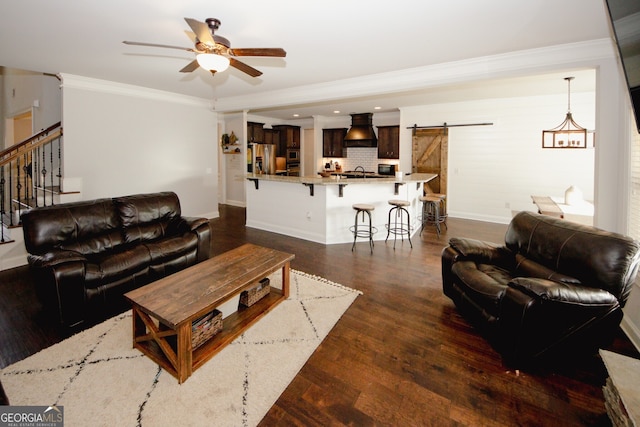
xmin=442 ymin=211 xmax=640 ymax=366
xmin=21 ymin=191 xmax=211 ymax=328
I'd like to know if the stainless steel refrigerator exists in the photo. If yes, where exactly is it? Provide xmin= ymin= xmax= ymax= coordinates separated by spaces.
xmin=251 ymin=143 xmax=277 ymax=175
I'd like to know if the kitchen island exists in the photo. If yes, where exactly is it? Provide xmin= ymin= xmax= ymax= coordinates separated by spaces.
xmin=245 ymin=173 xmax=437 ymax=245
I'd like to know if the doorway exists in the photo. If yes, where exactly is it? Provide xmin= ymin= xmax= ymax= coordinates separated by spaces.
xmin=412 ymin=127 xmax=448 ymax=194
xmin=4 ymin=110 xmax=33 ymax=148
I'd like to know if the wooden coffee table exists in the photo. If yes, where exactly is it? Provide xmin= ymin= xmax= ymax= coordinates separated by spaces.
xmin=124 ymin=243 xmax=295 ymax=383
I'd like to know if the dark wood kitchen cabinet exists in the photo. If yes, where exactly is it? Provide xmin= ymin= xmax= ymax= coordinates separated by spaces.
xmin=272 ymin=125 xmax=300 ymax=148
xmin=263 ymin=128 xmax=279 ymax=146
xmin=247 ymin=122 xmax=264 ymax=143
xmin=377 ymin=125 xmax=400 ymax=159
xmin=323 ymin=128 xmax=347 ymax=158
xmin=272 ymin=124 xmax=300 ymax=156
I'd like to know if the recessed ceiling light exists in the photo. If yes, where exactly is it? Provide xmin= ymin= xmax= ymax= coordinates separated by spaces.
xmin=293 ymin=113 xmax=299 ymax=117
xmin=333 ymin=110 xmax=340 ymax=114
xmin=374 ymin=106 xmax=382 ymax=110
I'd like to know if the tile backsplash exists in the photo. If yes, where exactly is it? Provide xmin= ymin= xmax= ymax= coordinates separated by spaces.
xmin=324 ymin=147 xmax=398 ymax=172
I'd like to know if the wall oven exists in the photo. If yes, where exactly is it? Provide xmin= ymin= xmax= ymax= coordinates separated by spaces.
xmin=287 ymin=149 xmax=300 ymax=162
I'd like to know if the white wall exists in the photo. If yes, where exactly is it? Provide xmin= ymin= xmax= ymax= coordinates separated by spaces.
xmin=221 ymin=112 xmax=312 ymax=205
xmin=1 ymin=69 xmax=61 ymax=147
xmin=221 ymin=113 xmax=246 ymax=206
xmin=400 ymin=89 xmax=596 ymax=224
xmin=60 ymin=74 xmax=219 ymax=218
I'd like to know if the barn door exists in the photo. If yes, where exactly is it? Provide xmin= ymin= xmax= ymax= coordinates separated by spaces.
xmin=412 ymin=128 xmax=448 ymax=195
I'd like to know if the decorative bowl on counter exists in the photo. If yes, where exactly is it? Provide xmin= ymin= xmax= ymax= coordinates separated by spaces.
xmin=318 ymin=171 xmax=332 ymax=177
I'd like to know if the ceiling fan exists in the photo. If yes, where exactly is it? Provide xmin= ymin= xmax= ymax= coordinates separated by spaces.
xmin=123 ymin=17 xmax=286 ymax=77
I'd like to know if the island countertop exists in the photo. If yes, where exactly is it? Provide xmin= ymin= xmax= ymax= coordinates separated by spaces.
xmin=245 ymin=172 xmax=438 ymax=245
xmin=246 ymin=172 xmax=437 ymax=185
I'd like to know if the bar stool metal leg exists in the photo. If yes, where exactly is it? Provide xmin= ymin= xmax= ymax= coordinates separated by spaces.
xmin=385 ymin=200 xmax=412 ymax=249
xmin=351 ymin=204 xmax=376 ymax=253
xmin=420 ymin=195 xmax=442 ymax=238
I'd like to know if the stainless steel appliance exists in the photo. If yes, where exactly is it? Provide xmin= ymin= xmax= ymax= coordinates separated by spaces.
xmin=253 ymin=143 xmax=276 ymax=174
xmin=286 ymin=149 xmax=299 ymax=161
xmin=378 ymin=163 xmax=397 ymax=176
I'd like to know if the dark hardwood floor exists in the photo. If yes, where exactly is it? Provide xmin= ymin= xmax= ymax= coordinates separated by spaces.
xmin=1 ymin=204 xmax=638 ymax=425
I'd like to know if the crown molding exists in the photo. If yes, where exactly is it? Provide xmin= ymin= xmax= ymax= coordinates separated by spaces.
xmin=59 ymin=74 xmax=213 ymax=108
xmin=214 ymin=39 xmax=614 ymax=113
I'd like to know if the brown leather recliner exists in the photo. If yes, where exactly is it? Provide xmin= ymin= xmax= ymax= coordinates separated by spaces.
xmin=442 ymin=211 xmax=640 ymax=366
xmin=21 ymin=191 xmax=211 ymax=328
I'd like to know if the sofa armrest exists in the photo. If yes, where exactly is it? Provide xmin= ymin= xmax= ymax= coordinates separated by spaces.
xmin=27 ymin=249 xmax=87 ymax=268
xmin=498 ymin=277 xmax=622 ymax=365
xmin=27 ymin=257 xmax=87 ymax=327
xmin=182 ymin=216 xmax=211 ymax=262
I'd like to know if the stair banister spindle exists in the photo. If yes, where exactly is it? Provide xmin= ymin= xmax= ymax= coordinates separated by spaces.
xmin=15 ymin=157 xmax=22 ymax=226
xmin=49 ymin=142 xmax=54 ymax=205
xmin=8 ymin=161 xmax=13 ymax=227
xmin=1 ymin=165 xmax=5 ymax=242
xmin=0 ymin=122 xmax=62 ymax=229
xmin=34 ymin=146 xmax=39 ymax=207
xmin=23 ymin=153 xmax=29 ymax=212
xmin=57 ymin=137 xmax=62 ymax=194
xmin=41 ymin=145 xmax=47 ymax=206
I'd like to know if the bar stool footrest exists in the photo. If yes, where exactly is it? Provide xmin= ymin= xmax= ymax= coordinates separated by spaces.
xmin=350 ymin=225 xmax=378 ymax=238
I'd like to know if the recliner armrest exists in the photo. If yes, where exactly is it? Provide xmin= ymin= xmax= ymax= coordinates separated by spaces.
xmin=508 ymin=277 xmax=618 ymax=305
xmin=447 ymin=237 xmax=513 ymax=266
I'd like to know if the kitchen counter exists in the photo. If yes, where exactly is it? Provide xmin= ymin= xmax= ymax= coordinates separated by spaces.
xmin=246 ymin=172 xmax=436 ymax=185
xmin=245 ymin=172 xmax=437 ymax=245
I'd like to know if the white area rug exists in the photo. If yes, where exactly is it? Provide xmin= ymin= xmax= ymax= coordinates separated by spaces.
xmin=1 ymin=270 xmax=361 ymax=426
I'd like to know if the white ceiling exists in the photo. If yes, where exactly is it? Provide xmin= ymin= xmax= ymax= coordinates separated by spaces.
xmin=0 ymin=0 xmax=615 ymax=120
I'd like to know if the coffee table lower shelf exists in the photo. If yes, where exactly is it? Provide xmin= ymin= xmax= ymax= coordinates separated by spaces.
xmin=131 ymin=289 xmax=285 ymax=383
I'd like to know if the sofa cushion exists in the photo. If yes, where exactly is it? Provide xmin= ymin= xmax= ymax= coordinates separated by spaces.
xmin=21 ymin=198 xmax=122 ymax=255
xmin=114 ymin=192 xmax=183 ymax=244
xmin=144 ymin=233 xmax=199 ymax=264
xmin=84 ymin=245 xmax=152 ymax=287
xmin=451 ymin=260 xmax=511 ymax=317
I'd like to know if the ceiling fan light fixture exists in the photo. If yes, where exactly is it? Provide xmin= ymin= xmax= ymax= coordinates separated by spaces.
xmin=196 ymin=53 xmax=230 ymax=72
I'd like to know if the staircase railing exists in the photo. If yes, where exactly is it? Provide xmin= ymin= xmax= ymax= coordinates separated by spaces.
xmin=1 ymin=122 xmax=62 ymax=243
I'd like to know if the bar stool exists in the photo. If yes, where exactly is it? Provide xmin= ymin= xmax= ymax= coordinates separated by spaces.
xmin=426 ymin=192 xmax=447 ymax=230
xmin=385 ymin=199 xmax=412 ymax=249
xmin=350 ymin=204 xmax=377 ymax=253
xmin=419 ymin=195 xmax=442 ymax=237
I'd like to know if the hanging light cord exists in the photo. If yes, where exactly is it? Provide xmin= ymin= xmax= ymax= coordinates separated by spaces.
xmin=565 ymin=76 xmax=574 ymax=113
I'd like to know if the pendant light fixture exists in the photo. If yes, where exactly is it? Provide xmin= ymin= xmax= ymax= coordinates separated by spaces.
xmin=542 ymin=77 xmax=590 ymax=149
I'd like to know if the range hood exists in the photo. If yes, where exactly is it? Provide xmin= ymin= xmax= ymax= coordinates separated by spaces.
xmin=344 ymin=113 xmax=377 ymax=147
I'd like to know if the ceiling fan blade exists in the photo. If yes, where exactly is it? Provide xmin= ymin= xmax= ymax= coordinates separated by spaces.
xmin=123 ymin=40 xmax=194 ymax=52
xmin=229 ymin=58 xmax=262 ymax=77
xmin=184 ymin=18 xmax=215 ymax=46
xmin=229 ymin=48 xmax=286 ymax=57
xmin=179 ymin=59 xmax=200 ymax=73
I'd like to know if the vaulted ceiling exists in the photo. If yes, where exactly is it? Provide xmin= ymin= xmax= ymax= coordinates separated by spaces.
xmin=0 ymin=1 xmax=615 ymax=119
